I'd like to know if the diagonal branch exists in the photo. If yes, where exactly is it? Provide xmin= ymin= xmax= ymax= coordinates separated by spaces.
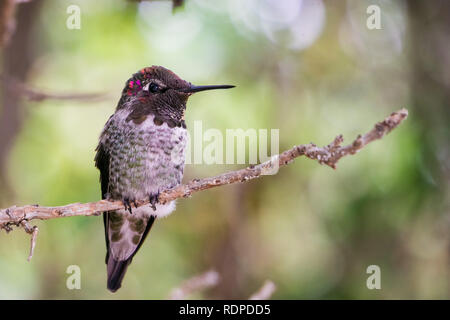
xmin=0 ymin=108 xmax=408 ymax=233
xmin=169 ymin=269 xmax=220 ymax=300
xmin=249 ymin=280 xmax=276 ymax=300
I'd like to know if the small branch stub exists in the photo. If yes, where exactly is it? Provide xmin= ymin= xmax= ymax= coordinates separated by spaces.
xmin=20 ymin=220 xmax=38 ymax=261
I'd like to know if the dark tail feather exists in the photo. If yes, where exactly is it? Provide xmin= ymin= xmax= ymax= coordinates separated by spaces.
xmin=105 ymin=215 xmax=156 ymax=292
xmin=107 ymin=255 xmax=132 ymax=292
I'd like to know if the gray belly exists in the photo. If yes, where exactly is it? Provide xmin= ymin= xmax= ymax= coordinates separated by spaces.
xmin=102 ymin=111 xmax=187 ymax=201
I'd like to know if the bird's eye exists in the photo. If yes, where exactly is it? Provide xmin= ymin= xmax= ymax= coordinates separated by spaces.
xmin=149 ymin=83 xmax=160 ymax=93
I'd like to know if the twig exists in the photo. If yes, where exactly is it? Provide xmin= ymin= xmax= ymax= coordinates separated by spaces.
xmin=2 ymin=211 xmax=39 ymax=260
xmin=20 ymin=220 xmax=38 ymax=261
xmin=169 ymin=270 xmax=220 ymax=300
xmin=129 ymin=0 xmax=184 ymax=9
xmin=172 ymin=0 xmax=184 ymax=10
xmin=0 ymin=109 xmax=408 ymax=252
xmin=249 ymin=280 xmax=276 ymax=300
xmin=1 ymin=75 xmax=109 ymax=102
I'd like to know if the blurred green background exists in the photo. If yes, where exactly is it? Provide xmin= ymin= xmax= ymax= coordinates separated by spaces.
xmin=0 ymin=0 xmax=449 ymax=299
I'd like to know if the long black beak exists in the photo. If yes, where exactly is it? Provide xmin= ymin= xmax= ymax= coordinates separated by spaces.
xmin=181 ymin=84 xmax=235 ymax=93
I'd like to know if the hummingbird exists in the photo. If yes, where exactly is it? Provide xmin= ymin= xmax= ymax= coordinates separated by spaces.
xmin=94 ymin=66 xmax=234 ymax=292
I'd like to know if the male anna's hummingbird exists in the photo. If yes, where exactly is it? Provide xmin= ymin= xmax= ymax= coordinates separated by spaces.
xmin=95 ymin=66 xmax=234 ymax=292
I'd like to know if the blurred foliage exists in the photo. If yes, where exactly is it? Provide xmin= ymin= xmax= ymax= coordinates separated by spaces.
xmin=0 ymin=0 xmax=448 ymax=299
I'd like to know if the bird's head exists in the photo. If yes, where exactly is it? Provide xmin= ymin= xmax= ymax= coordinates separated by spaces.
xmin=117 ymin=66 xmax=234 ymax=127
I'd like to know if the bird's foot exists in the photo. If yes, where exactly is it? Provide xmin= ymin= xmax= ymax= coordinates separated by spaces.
xmin=148 ymin=193 xmax=160 ymax=211
xmin=123 ymin=198 xmax=133 ymax=214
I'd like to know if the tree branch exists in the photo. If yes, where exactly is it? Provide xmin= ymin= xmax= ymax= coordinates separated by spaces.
xmin=1 ymin=75 xmax=109 ymax=102
xmin=0 ymin=108 xmax=408 ymax=248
